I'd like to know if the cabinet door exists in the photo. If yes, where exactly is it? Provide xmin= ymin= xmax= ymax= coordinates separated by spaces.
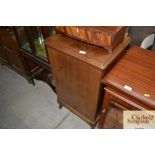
xmin=30 ymin=26 xmax=56 ymax=61
xmin=30 ymin=27 xmax=48 ymax=60
xmin=4 ymin=47 xmax=25 ymax=73
xmin=0 ymin=45 xmax=8 ymax=64
xmin=0 ymin=44 xmax=3 ymax=60
xmin=48 ymin=47 xmax=103 ymax=122
xmin=103 ymin=100 xmax=138 ymax=129
xmin=103 ymin=102 xmax=124 ymax=129
xmin=15 ymin=27 xmax=32 ymax=53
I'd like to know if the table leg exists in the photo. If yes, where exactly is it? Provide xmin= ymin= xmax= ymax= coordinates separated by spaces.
xmin=98 ymin=91 xmax=111 ymax=129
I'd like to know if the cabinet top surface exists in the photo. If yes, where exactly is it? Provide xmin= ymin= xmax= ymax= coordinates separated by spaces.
xmin=45 ymin=34 xmax=130 ymax=69
xmin=102 ymin=46 xmax=155 ymax=108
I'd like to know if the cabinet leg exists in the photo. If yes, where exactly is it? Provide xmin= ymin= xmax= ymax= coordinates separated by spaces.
xmin=28 ymin=77 xmax=35 ymax=86
xmin=31 ymin=78 xmax=35 ymax=86
xmin=59 ymin=104 xmax=63 ymax=109
xmin=91 ymin=124 xmax=96 ymax=129
xmin=98 ymin=91 xmax=111 ymax=129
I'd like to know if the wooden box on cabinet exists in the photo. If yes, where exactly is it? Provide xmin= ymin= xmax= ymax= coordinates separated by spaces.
xmin=56 ymin=26 xmax=127 ymax=52
xmin=45 ymin=34 xmax=130 ymax=127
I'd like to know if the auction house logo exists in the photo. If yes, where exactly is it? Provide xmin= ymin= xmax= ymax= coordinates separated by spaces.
xmin=123 ymin=111 xmax=155 ymax=129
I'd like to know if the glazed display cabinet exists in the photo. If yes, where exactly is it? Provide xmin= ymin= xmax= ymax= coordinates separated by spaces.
xmin=14 ymin=26 xmax=56 ymax=89
xmin=14 ymin=26 xmax=56 ymax=64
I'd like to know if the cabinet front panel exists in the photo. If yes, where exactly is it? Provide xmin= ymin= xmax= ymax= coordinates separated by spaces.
xmin=0 ymin=46 xmax=8 ymax=63
xmin=48 ymin=47 xmax=102 ymax=121
xmin=4 ymin=48 xmax=25 ymax=73
xmin=94 ymin=33 xmax=112 ymax=47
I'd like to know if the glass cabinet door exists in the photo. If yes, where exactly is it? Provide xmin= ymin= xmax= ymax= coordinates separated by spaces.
xmin=14 ymin=26 xmax=56 ymax=61
xmin=30 ymin=27 xmax=48 ymax=60
xmin=15 ymin=27 xmax=32 ymax=52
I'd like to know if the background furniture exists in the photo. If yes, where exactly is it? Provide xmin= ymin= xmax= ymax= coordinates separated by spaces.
xmin=128 ymin=26 xmax=155 ymax=47
xmin=45 ymin=34 xmax=130 ymax=127
xmin=140 ymin=33 xmax=155 ymax=49
xmin=14 ymin=26 xmax=56 ymax=90
xmin=0 ymin=27 xmax=27 ymax=77
xmin=98 ymin=46 xmax=155 ymax=128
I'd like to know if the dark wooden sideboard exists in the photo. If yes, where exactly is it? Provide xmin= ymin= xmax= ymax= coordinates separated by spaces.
xmin=0 ymin=27 xmax=27 ymax=77
xmin=45 ymin=34 xmax=130 ymax=127
xmin=0 ymin=27 xmax=55 ymax=89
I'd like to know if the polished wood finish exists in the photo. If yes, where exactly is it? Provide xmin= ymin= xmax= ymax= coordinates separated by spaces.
xmin=56 ymin=26 xmax=127 ymax=52
xmin=0 ymin=27 xmax=27 ymax=76
xmin=46 ymin=34 xmax=130 ymax=126
xmin=103 ymin=46 xmax=155 ymax=107
xmin=98 ymin=46 xmax=155 ymax=128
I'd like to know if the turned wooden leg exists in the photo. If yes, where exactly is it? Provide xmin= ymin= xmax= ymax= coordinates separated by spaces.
xmin=59 ymin=104 xmax=63 ymax=109
xmin=98 ymin=91 xmax=111 ymax=129
xmin=28 ymin=77 xmax=35 ymax=86
xmin=91 ymin=124 xmax=96 ymax=129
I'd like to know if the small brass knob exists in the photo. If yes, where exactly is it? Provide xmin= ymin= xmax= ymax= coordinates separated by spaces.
xmin=102 ymin=109 xmax=105 ymax=113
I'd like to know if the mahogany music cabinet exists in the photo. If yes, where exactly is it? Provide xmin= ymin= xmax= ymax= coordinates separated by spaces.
xmin=98 ymin=46 xmax=155 ymax=128
xmin=45 ymin=34 xmax=130 ymax=127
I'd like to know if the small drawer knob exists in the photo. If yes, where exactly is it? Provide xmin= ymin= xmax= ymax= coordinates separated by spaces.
xmin=79 ymin=50 xmax=86 ymax=55
xmin=102 ymin=109 xmax=105 ymax=113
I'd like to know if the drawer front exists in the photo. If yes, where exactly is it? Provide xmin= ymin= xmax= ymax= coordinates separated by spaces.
xmin=79 ymin=28 xmax=92 ymax=42
xmin=93 ymin=32 xmax=112 ymax=47
xmin=68 ymin=27 xmax=93 ymax=43
xmin=56 ymin=26 xmax=65 ymax=33
xmin=65 ymin=26 xmax=73 ymax=36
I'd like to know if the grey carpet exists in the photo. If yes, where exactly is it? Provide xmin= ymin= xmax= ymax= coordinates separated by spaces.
xmin=0 ymin=65 xmax=90 ymax=129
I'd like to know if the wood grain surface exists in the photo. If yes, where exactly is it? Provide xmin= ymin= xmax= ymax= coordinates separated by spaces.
xmin=102 ymin=46 xmax=155 ymax=109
